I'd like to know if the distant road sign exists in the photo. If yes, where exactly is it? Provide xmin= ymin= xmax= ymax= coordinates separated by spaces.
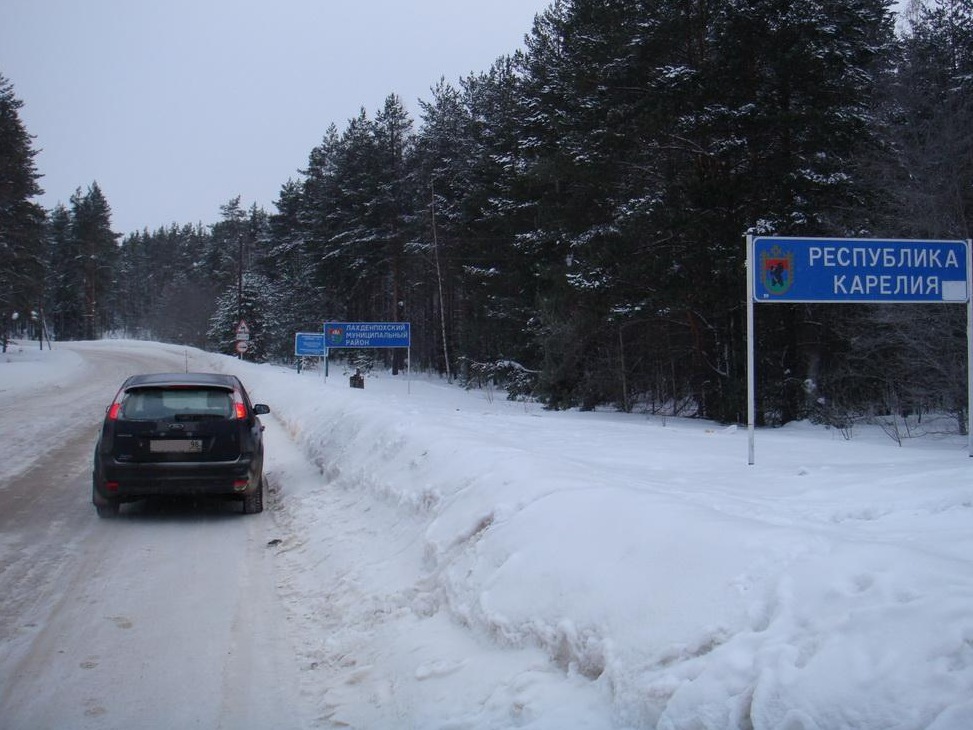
xmin=294 ymin=332 xmax=327 ymax=357
xmin=753 ymin=237 xmax=969 ymax=303
xmin=235 ymin=320 xmax=250 ymax=340
xmin=324 ymin=322 xmax=411 ymax=349
xmin=234 ymin=340 xmax=249 ymax=354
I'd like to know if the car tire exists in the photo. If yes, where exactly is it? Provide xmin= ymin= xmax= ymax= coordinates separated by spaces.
xmin=92 ymin=473 xmax=120 ymax=518
xmin=96 ymin=502 xmax=120 ymax=518
xmin=243 ymin=475 xmax=264 ymax=515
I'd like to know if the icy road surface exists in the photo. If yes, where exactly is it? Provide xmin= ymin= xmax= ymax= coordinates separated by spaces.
xmin=0 ymin=343 xmax=309 ymax=729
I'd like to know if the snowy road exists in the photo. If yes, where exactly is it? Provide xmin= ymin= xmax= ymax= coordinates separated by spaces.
xmin=0 ymin=344 xmax=309 ymax=729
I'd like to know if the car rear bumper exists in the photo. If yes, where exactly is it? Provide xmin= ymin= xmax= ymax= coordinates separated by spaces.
xmin=96 ymin=456 xmax=260 ymax=501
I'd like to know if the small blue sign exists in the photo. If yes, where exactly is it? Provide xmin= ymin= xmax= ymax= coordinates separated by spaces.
xmin=294 ymin=332 xmax=327 ymax=356
xmin=324 ymin=322 xmax=411 ymax=349
xmin=753 ymin=237 xmax=969 ymax=303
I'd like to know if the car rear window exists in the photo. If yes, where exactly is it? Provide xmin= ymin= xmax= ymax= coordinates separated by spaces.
xmin=120 ymin=388 xmax=233 ymax=420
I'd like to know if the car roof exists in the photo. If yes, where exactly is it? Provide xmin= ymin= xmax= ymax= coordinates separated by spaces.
xmin=121 ymin=372 xmax=240 ymax=389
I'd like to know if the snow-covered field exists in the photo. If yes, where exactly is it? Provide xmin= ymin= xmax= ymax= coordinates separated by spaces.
xmin=2 ymin=339 xmax=973 ymax=729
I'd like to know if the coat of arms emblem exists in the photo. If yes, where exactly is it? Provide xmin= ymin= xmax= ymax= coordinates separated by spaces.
xmin=760 ymin=245 xmax=794 ymax=296
xmin=326 ymin=326 xmax=345 ymax=346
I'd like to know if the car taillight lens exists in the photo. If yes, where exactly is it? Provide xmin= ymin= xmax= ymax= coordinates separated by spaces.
xmin=230 ymin=391 xmax=247 ymax=419
xmin=106 ymin=387 xmax=124 ymax=420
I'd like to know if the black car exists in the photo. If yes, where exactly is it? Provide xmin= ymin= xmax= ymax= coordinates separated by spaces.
xmin=92 ymin=372 xmax=270 ymax=517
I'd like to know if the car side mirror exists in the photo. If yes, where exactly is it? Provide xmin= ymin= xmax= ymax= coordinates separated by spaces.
xmin=253 ymin=404 xmax=270 ymax=416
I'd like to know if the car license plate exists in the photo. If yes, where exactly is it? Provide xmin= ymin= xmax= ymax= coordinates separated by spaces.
xmin=150 ymin=439 xmax=203 ymax=453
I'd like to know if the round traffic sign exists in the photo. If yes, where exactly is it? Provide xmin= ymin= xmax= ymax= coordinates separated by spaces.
xmin=235 ymin=340 xmax=250 ymax=353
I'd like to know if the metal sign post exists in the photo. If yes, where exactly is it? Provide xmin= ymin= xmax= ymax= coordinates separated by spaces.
xmin=746 ymin=236 xmax=971 ymax=464
xmin=746 ymin=234 xmax=756 ymax=465
xmin=968 ymin=241 xmax=973 ymax=456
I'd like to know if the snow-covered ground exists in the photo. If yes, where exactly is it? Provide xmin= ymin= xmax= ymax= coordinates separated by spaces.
xmin=2 ymin=339 xmax=973 ymax=729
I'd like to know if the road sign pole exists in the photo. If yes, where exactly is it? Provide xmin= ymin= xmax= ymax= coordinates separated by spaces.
xmin=746 ymin=233 xmax=756 ymax=465
xmin=968 ymin=240 xmax=972 ymax=456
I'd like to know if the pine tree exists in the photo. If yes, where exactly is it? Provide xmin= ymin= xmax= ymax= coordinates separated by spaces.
xmin=317 ymin=110 xmax=384 ymax=319
xmin=259 ymin=179 xmax=328 ymax=360
xmin=889 ymin=0 xmax=973 ymax=237
xmin=205 ymin=196 xmax=248 ymax=292
xmin=459 ymin=58 xmax=545 ymax=380
xmin=809 ymin=0 xmax=973 ymax=431
xmin=373 ymin=94 xmax=415 ymax=373
xmin=68 ymin=182 xmax=118 ymax=339
xmin=416 ymin=58 xmax=549 ymax=387
xmin=206 ymin=272 xmax=276 ymax=361
xmin=412 ymin=79 xmax=469 ymax=375
xmin=45 ymin=203 xmax=83 ymax=340
xmin=0 ymin=74 xmax=46 ymax=350
xmin=674 ymin=0 xmax=895 ymax=422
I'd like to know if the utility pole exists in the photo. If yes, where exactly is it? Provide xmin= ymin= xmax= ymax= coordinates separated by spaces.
xmin=431 ymin=180 xmax=452 ymax=382
xmin=237 ymin=232 xmax=243 ymax=325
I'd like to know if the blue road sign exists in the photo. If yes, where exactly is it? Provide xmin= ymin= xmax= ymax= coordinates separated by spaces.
xmin=752 ymin=237 xmax=969 ymax=303
xmin=324 ymin=322 xmax=411 ymax=349
xmin=294 ymin=332 xmax=327 ymax=356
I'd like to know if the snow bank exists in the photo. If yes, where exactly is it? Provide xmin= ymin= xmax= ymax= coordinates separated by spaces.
xmin=208 ymin=352 xmax=973 ymax=729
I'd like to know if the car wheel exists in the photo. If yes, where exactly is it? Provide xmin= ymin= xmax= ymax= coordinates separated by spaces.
xmin=92 ymin=474 xmax=120 ymax=518
xmin=96 ymin=502 xmax=120 ymax=518
xmin=243 ymin=475 xmax=264 ymax=515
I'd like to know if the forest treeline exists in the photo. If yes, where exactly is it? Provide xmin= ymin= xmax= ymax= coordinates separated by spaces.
xmin=2 ymin=0 xmax=972 ymax=427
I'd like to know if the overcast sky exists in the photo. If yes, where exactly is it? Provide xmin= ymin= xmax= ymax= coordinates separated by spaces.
xmin=0 ymin=0 xmax=551 ymax=236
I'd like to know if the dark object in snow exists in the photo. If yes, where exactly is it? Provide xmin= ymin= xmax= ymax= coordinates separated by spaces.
xmin=349 ymin=369 xmax=364 ymax=389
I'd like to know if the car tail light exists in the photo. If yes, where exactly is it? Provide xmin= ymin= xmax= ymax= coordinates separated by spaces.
xmin=233 ymin=479 xmax=249 ymax=491
xmin=106 ymin=481 xmax=120 ymax=492
xmin=230 ymin=390 xmax=247 ymax=419
xmin=106 ymin=387 xmax=125 ymax=420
